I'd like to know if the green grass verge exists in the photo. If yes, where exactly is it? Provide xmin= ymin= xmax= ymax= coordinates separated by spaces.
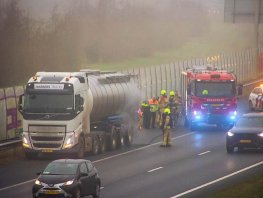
xmin=209 ymin=173 xmax=263 ymax=198
xmin=81 ymin=22 xmax=254 ymax=71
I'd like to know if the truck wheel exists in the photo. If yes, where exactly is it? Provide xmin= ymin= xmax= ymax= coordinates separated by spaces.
xmin=92 ymin=136 xmax=100 ymax=155
xmin=109 ymin=127 xmax=117 ymax=150
xmin=99 ymin=136 xmax=106 ymax=154
xmin=190 ymin=123 xmax=197 ymax=131
xmin=117 ymin=133 xmax=125 ymax=148
xmin=125 ymin=127 xmax=133 ymax=146
xmin=77 ymin=137 xmax=85 ymax=158
xmin=25 ymin=152 xmax=38 ymax=160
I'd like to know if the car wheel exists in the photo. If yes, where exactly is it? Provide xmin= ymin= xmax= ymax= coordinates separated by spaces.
xmin=77 ymin=137 xmax=85 ymax=158
xmin=226 ymin=145 xmax=234 ymax=153
xmin=249 ymin=100 xmax=254 ymax=111
xmin=92 ymin=183 xmax=101 ymax=198
xmin=74 ymin=187 xmax=81 ymax=198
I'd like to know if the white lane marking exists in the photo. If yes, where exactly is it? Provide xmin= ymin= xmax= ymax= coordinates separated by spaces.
xmin=198 ymin=151 xmax=211 ymax=156
xmin=0 ymin=132 xmax=194 ymax=192
xmin=93 ymin=132 xmax=195 ymax=163
xmin=170 ymin=160 xmax=263 ymax=198
xmin=0 ymin=179 xmax=35 ymax=192
xmin=147 ymin=167 xmax=163 ymax=173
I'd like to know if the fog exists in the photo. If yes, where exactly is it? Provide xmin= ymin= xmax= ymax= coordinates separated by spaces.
xmin=0 ymin=0 xmax=254 ymax=87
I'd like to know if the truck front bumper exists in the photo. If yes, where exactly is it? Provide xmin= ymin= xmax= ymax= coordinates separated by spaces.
xmin=191 ymin=112 xmax=236 ymax=126
xmin=23 ymin=143 xmax=81 ymax=155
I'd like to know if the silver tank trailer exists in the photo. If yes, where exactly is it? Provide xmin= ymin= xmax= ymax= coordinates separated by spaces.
xmin=82 ymin=70 xmax=140 ymax=123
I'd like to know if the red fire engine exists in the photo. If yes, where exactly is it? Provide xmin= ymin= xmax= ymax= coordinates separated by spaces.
xmin=181 ymin=65 xmax=238 ymax=130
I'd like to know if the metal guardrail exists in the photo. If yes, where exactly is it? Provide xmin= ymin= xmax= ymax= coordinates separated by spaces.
xmin=0 ymin=138 xmax=21 ymax=151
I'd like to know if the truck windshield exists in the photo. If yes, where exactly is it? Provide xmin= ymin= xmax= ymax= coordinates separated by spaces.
xmin=195 ymin=82 xmax=235 ymax=97
xmin=24 ymin=94 xmax=74 ymax=113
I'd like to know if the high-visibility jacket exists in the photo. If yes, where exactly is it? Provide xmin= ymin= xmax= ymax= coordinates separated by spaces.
xmin=158 ymin=95 xmax=168 ymax=109
xmin=148 ymin=99 xmax=158 ymax=112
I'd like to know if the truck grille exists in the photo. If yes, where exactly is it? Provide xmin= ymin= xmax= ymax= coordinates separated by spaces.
xmin=29 ymin=125 xmax=66 ymax=149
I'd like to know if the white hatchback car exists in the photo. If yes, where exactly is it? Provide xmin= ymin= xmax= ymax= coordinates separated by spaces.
xmin=248 ymin=86 xmax=263 ymax=111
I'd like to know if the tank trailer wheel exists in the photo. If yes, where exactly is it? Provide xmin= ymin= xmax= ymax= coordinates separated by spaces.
xmin=92 ymin=136 xmax=100 ymax=155
xmin=77 ymin=137 xmax=85 ymax=158
xmin=99 ymin=136 xmax=106 ymax=154
xmin=109 ymin=127 xmax=117 ymax=150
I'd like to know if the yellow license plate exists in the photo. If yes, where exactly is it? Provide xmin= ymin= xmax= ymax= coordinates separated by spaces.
xmin=240 ymin=140 xmax=251 ymax=143
xmin=42 ymin=149 xmax=53 ymax=153
xmin=45 ymin=190 xmax=60 ymax=195
xmin=212 ymin=104 xmax=221 ymax=106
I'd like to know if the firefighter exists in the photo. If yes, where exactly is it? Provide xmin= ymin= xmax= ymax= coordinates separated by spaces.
xmin=167 ymin=91 xmax=178 ymax=128
xmin=141 ymin=100 xmax=150 ymax=129
xmin=158 ymin=89 xmax=168 ymax=127
xmin=137 ymin=105 xmax=143 ymax=130
xmin=160 ymin=108 xmax=172 ymax=147
xmin=148 ymin=96 xmax=158 ymax=128
xmin=202 ymin=89 xmax=209 ymax=95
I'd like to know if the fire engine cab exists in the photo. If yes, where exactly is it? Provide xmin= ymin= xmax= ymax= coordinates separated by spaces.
xmin=181 ymin=65 xmax=237 ymax=130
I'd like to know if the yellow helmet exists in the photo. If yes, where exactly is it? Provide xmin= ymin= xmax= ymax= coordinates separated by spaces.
xmin=164 ymin=108 xmax=170 ymax=114
xmin=161 ymin=89 xmax=166 ymax=95
xmin=169 ymin=91 xmax=175 ymax=96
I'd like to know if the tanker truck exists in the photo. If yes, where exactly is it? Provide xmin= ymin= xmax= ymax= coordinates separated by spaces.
xmin=18 ymin=70 xmax=140 ymax=159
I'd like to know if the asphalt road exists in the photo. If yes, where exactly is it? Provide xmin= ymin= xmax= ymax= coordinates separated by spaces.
xmin=0 ymin=97 xmax=263 ymax=198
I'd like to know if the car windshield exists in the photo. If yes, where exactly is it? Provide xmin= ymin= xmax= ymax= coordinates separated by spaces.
xmin=43 ymin=162 xmax=78 ymax=175
xmin=235 ymin=117 xmax=263 ymax=128
xmin=195 ymin=81 xmax=235 ymax=97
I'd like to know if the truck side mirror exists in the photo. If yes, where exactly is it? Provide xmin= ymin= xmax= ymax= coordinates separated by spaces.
xmin=18 ymin=94 xmax=24 ymax=114
xmin=237 ymin=85 xmax=243 ymax=96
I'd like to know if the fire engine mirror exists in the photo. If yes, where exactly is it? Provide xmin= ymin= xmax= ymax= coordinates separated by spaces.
xmin=237 ymin=85 xmax=243 ymax=96
xmin=187 ymin=85 xmax=191 ymax=94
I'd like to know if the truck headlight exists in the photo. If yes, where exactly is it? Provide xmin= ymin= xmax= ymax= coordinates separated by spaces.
xmin=22 ymin=134 xmax=31 ymax=148
xmin=63 ymin=133 xmax=75 ymax=149
xmin=258 ymin=132 xmax=263 ymax=137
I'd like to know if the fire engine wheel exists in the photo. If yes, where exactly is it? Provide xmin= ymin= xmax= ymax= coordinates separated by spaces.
xmin=77 ymin=137 xmax=85 ymax=158
xmin=249 ymin=101 xmax=254 ymax=111
xmin=226 ymin=145 xmax=234 ymax=153
xmin=92 ymin=136 xmax=100 ymax=155
xmin=190 ymin=123 xmax=197 ymax=131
